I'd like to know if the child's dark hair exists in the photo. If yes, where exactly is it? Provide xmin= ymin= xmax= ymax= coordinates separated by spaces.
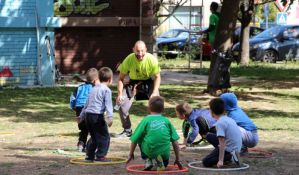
xmin=175 ymin=103 xmax=193 ymax=116
xmin=99 ymin=67 xmax=113 ymax=82
xmin=209 ymin=98 xmax=225 ymax=115
xmin=86 ymin=68 xmax=99 ymax=83
xmin=210 ymin=2 xmax=219 ymax=12
xmin=148 ymin=96 xmax=164 ymax=113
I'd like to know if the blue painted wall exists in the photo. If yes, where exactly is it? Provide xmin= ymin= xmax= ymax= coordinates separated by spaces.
xmin=0 ymin=0 xmax=60 ymax=86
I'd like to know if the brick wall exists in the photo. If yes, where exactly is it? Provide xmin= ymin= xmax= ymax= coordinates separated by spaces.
xmin=54 ymin=0 xmax=155 ymax=74
xmin=55 ymin=27 xmax=139 ymax=74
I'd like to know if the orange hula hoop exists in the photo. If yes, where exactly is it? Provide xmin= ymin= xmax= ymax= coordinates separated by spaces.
xmin=126 ymin=164 xmax=189 ymax=174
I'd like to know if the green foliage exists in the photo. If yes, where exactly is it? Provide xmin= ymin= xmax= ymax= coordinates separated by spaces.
xmin=256 ymin=2 xmax=279 ymax=22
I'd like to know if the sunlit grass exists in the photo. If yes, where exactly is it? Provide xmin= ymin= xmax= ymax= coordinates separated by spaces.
xmin=159 ymin=58 xmax=299 ymax=80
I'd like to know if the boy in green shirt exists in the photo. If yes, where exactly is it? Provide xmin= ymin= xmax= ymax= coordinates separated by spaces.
xmin=126 ymin=96 xmax=182 ymax=171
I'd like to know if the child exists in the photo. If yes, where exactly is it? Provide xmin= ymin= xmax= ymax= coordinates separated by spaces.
xmin=175 ymin=103 xmax=217 ymax=149
xmin=70 ymin=68 xmax=98 ymax=152
xmin=220 ymin=92 xmax=258 ymax=154
xmin=202 ymin=98 xmax=242 ymax=168
xmin=78 ymin=67 xmax=114 ymax=162
xmin=127 ymin=96 xmax=182 ymax=171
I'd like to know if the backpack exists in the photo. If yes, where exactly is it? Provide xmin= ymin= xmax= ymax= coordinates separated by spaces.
xmin=70 ymin=83 xmax=93 ymax=109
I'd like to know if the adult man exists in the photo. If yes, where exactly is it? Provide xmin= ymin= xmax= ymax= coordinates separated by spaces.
xmin=116 ymin=40 xmax=161 ymax=137
xmin=199 ymin=2 xmax=220 ymax=47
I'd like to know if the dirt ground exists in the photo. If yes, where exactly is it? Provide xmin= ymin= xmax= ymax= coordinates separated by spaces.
xmin=0 ymin=71 xmax=298 ymax=175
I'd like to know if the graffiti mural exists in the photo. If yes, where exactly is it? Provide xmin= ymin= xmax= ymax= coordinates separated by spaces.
xmin=54 ymin=0 xmax=110 ymax=16
xmin=0 ymin=66 xmax=13 ymax=77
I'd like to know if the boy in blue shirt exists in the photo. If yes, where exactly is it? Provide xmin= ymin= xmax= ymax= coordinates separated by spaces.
xmin=220 ymin=92 xmax=259 ymax=154
xmin=203 ymin=98 xmax=242 ymax=167
xmin=78 ymin=67 xmax=114 ymax=162
xmin=70 ymin=68 xmax=98 ymax=152
xmin=175 ymin=103 xmax=217 ymax=149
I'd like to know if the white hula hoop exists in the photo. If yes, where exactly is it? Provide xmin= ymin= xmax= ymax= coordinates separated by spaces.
xmin=188 ymin=161 xmax=249 ymax=171
xmin=185 ymin=145 xmax=214 ymax=150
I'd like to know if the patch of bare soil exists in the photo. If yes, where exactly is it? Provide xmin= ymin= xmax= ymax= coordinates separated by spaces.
xmin=1 ymin=132 xmax=298 ymax=175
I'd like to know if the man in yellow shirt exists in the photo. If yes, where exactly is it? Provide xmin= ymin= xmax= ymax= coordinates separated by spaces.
xmin=116 ymin=40 xmax=161 ymax=137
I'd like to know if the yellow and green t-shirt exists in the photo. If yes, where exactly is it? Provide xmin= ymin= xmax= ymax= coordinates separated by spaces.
xmin=119 ymin=53 xmax=160 ymax=80
xmin=130 ymin=115 xmax=180 ymax=159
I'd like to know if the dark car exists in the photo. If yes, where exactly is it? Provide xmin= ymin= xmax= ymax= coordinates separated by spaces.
xmin=232 ymin=25 xmax=299 ymax=62
xmin=233 ymin=26 xmax=264 ymax=45
xmin=155 ymin=29 xmax=211 ymax=58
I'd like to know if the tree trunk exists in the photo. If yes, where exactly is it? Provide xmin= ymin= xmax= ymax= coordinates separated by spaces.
xmin=207 ymin=0 xmax=241 ymax=95
xmin=239 ymin=0 xmax=254 ymax=66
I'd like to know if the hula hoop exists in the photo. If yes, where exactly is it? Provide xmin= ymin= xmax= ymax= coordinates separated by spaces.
xmin=53 ymin=149 xmax=85 ymax=157
xmin=0 ymin=132 xmax=15 ymax=135
xmin=184 ymin=145 xmax=214 ymax=151
xmin=126 ymin=164 xmax=189 ymax=174
xmin=246 ymin=149 xmax=273 ymax=158
xmin=188 ymin=161 xmax=249 ymax=171
xmin=70 ymin=156 xmax=127 ymax=165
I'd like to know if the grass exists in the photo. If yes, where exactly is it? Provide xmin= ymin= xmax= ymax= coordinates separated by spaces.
xmin=0 ymin=63 xmax=299 ymax=174
xmin=0 ymin=84 xmax=298 ymax=139
xmin=159 ymin=58 xmax=299 ymax=80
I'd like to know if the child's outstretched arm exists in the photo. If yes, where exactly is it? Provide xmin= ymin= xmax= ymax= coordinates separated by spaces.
xmin=217 ymin=137 xmax=225 ymax=168
xmin=126 ymin=142 xmax=137 ymax=165
xmin=172 ymin=141 xmax=183 ymax=170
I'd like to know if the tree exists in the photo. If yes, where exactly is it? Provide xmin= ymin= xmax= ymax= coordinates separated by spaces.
xmin=238 ymin=0 xmax=254 ymax=66
xmin=207 ymin=0 xmax=296 ymax=94
xmin=238 ymin=0 xmax=294 ymax=66
xmin=207 ymin=0 xmax=241 ymax=94
xmin=255 ymin=2 xmax=279 ymax=22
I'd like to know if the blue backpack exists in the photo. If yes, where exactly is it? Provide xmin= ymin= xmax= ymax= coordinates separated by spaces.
xmin=70 ymin=83 xmax=93 ymax=109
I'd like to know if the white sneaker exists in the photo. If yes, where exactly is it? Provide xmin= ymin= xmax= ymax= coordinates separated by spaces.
xmin=231 ymin=151 xmax=241 ymax=166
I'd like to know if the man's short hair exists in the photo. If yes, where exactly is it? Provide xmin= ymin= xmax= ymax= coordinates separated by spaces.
xmin=148 ymin=96 xmax=164 ymax=113
xmin=99 ymin=67 xmax=113 ymax=82
xmin=86 ymin=68 xmax=99 ymax=83
xmin=210 ymin=2 xmax=219 ymax=12
xmin=209 ymin=98 xmax=225 ymax=115
xmin=175 ymin=103 xmax=193 ymax=116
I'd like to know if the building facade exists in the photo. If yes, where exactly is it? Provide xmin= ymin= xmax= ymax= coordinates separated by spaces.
xmin=0 ymin=0 xmax=58 ymax=86
xmin=0 ymin=0 xmax=156 ymax=86
xmin=54 ymin=0 xmax=156 ymax=74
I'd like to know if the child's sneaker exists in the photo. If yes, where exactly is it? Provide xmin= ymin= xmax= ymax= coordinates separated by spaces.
xmin=84 ymin=156 xmax=94 ymax=162
xmin=77 ymin=141 xmax=85 ymax=152
xmin=155 ymin=155 xmax=165 ymax=171
xmin=240 ymin=147 xmax=248 ymax=156
xmin=231 ymin=150 xmax=241 ymax=166
xmin=94 ymin=157 xmax=111 ymax=162
xmin=144 ymin=158 xmax=153 ymax=171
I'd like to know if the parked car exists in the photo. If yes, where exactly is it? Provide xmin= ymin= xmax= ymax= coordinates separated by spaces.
xmin=155 ymin=29 xmax=211 ymax=59
xmin=232 ymin=25 xmax=299 ymax=62
xmin=233 ymin=26 xmax=264 ymax=45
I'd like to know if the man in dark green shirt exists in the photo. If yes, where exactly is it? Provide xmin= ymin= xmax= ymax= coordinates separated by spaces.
xmin=200 ymin=2 xmax=220 ymax=47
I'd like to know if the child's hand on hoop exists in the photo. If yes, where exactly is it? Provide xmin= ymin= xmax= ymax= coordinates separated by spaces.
xmin=179 ymin=144 xmax=186 ymax=150
xmin=126 ymin=153 xmax=134 ymax=165
xmin=174 ymin=159 xmax=183 ymax=170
